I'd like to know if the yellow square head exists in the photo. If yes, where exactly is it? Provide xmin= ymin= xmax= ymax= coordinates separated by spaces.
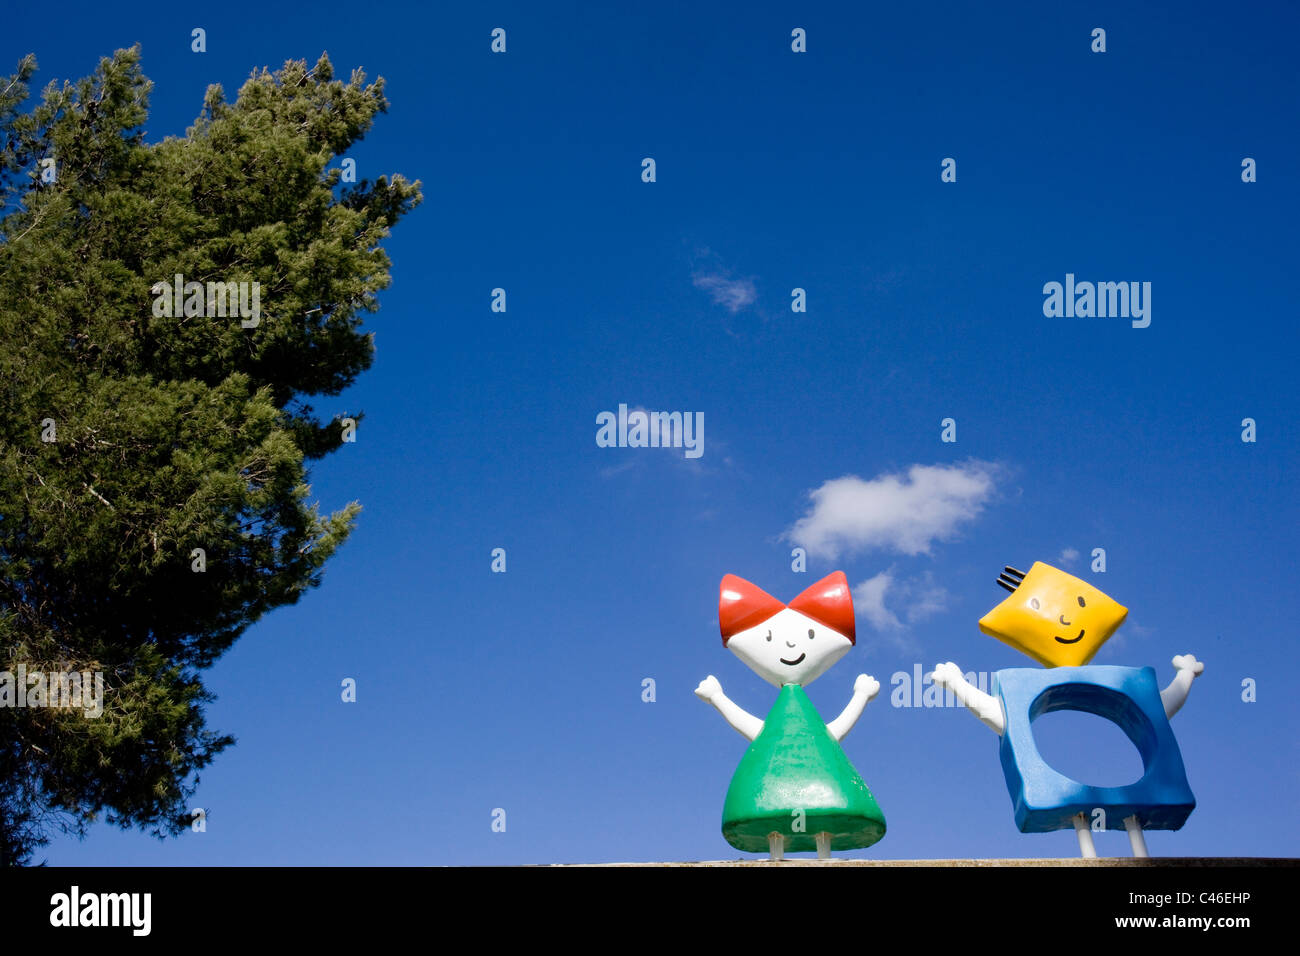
xmin=978 ymin=562 xmax=1127 ymax=667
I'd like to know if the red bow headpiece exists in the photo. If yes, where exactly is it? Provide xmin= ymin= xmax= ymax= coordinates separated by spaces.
xmin=718 ymin=571 xmax=855 ymax=645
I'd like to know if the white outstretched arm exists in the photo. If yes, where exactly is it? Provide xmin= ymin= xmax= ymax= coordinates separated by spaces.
xmin=930 ymin=662 xmax=1005 ymax=735
xmin=826 ymin=674 xmax=881 ymax=743
xmin=695 ymin=675 xmax=764 ymax=741
xmin=1160 ymin=654 xmax=1204 ymax=719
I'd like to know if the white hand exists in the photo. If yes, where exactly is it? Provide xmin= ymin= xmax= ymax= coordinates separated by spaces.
xmin=1162 ymin=654 xmax=1204 ymax=719
xmin=929 ymin=661 xmax=964 ymax=688
xmin=854 ymin=673 xmax=881 ymax=701
xmin=695 ymin=675 xmax=722 ymax=703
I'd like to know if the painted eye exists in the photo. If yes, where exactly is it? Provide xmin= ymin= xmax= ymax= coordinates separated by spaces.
xmin=808 ymin=629 xmax=815 ymax=639
xmin=765 ymin=631 xmax=772 ymax=642
xmin=1077 ymin=595 xmax=1086 ymax=607
xmin=1029 ymin=597 xmax=1041 ymax=610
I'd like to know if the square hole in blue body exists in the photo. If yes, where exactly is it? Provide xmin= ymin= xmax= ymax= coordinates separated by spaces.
xmin=994 ymin=665 xmax=1196 ymax=833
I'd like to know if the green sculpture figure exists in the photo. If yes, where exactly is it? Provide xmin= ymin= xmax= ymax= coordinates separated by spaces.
xmin=696 ymin=571 xmax=887 ymax=860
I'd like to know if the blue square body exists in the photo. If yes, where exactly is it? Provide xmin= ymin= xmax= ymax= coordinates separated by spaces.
xmin=993 ymin=665 xmax=1196 ymax=833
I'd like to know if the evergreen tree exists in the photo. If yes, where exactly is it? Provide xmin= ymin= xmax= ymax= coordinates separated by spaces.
xmin=0 ymin=47 xmax=421 ymax=864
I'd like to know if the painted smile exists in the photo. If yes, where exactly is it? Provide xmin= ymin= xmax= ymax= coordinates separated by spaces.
xmin=780 ymin=653 xmax=807 ymax=666
xmin=1055 ymin=629 xmax=1085 ymax=644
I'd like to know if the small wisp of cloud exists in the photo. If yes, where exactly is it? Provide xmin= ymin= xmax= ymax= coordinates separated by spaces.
xmin=596 ymin=404 xmax=704 ymax=461
xmin=853 ymin=569 xmax=949 ymax=653
xmin=693 ymin=271 xmax=757 ymax=314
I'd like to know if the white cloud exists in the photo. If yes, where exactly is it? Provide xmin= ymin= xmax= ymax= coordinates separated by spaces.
xmin=903 ymin=571 xmax=949 ymax=623
xmin=693 ymin=271 xmax=757 ymax=313
xmin=854 ymin=571 xmax=900 ymax=631
xmin=596 ymin=405 xmax=714 ymax=475
xmin=627 ymin=405 xmax=681 ymax=449
xmin=786 ymin=461 xmax=1001 ymax=560
xmin=853 ymin=569 xmax=949 ymax=634
xmin=1059 ymin=547 xmax=1080 ymax=565
xmin=598 ymin=458 xmax=639 ymax=479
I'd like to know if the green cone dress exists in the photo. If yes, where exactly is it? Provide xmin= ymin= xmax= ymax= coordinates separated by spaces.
xmin=722 ymin=684 xmax=886 ymax=853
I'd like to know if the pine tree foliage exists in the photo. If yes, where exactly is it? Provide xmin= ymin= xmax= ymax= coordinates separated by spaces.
xmin=0 ymin=47 xmax=421 ymax=864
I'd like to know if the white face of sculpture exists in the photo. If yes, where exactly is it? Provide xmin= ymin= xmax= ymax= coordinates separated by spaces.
xmin=726 ymin=607 xmax=852 ymax=688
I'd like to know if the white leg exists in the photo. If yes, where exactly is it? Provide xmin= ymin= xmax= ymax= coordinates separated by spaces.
xmin=1073 ymin=812 xmax=1097 ymax=858
xmin=815 ymin=832 xmax=832 ymax=860
xmin=1124 ymin=815 xmax=1149 ymax=858
xmin=767 ymin=832 xmax=784 ymax=862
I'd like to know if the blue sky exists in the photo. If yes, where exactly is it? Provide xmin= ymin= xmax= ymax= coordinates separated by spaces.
xmin=5 ymin=0 xmax=1297 ymax=863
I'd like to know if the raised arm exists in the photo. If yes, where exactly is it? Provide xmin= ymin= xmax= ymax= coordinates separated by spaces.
xmin=826 ymin=674 xmax=881 ymax=743
xmin=1160 ymin=654 xmax=1204 ymax=719
xmin=929 ymin=662 xmax=1005 ymax=735
xmin=695 ymin=676 xmax=764 ymax=741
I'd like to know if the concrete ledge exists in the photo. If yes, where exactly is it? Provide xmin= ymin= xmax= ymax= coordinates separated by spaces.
xmin=553 ymin=857 xmax=1297 ymax=867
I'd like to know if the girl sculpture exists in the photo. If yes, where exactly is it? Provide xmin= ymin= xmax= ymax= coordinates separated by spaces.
xmin=695 ymin=571 xmax=887 ymax=860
